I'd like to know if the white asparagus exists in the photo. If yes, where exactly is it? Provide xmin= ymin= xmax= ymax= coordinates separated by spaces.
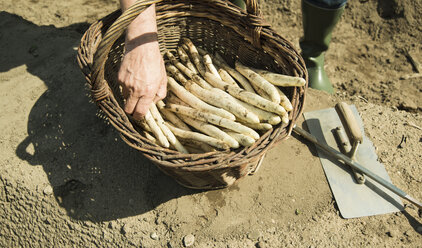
xmin=213 ymin=53 xmax=256 ymax=93
xmin=280 ymin=113 xmax=289 ymax=125
xmin=166 ymin=123 xmax=229 ymax=150
xmin=234 ymin=98 xmax=281 ymax=125
xmin=218 ymin=68 xmax=239 ymax=88
xmin=166 ymin=64 xmax=189 ymax=85
xmin=251 ymin=82 xmax=272 ymax=101
xmin=223 ymin=129 xmax=255 ymax=147
xmin=207 ymin=84 xmax=280 ymax=124
xmin=178 ymin=143 xmax=203 ymax=154
xmin=145 ymin=110 xmax=170 ymax=148
xmin=150 ymin=104 xmax=189 ymax=153
xmin=166 ymin=103 xmax=260 ymax=140
xmin=155 ymin=99 xmax=169 ymax=109
xmin=182 ymin=38 xmax=206 ymax=77
xmin=210 ymin=88 xmax=261 ymax=124
xmin=157 ymin=100 xmax=191 ymax=131
xmin=136 ymin=118 xmax=152 ymax=132
xmin=276 ymin=87 xmax=293 ymax=112
xmin=253 ymin=68 xmax=306 ymax=87
xmin=149 ymin=104 xmax=176 ymax=145
xmin=179 ymin=138 xmax=216 ymax=153
xmin=167 ymin=63 xmax=213 ymax=89
xmin=167 ymin=76 xmax=236 ymax=121
xmin=165 ymin=52 xmax=195 ymax=80
xmin=196 ymin=47 xmax=207 ymax=56
xmin=185 ymin=82 xmax=260 ymax=124
xmin=204 ymin=72 xmax=288 ymax=121
xmin=160 ymin=108 xmax=191 ymax=130
xmin=183 ymin=116 xmax=239 ymax=149
xmin=235 ymin=61 xmax=281 ymax=104
xmin=203 ymin=54 xmax=221 ymax=80
xmin=177 ymin=46 xmax=198 ymax=74
xmin=142 ymin=130 xmax=157 ymax=143
xmin=242 ymin=122 xmax=273 ymax=131
xmin=166 ymin=92 xmax=188 ymax=106
xmin=191 ymin=74 xmax=213 ymax=89
xmin=181 ymin=44 xmax=190 ymax=54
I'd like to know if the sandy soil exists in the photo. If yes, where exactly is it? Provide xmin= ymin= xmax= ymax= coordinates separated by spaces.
xmin=0 ymin=0 xmax=421 ymax=247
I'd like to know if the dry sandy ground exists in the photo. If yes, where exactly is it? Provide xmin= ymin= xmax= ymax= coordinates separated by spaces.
xmin=0 ymin=0 xmax=421 ymax=247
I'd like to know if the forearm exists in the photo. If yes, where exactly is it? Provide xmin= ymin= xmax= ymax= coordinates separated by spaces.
xmin=119 ymin=0 xmax=158 ymax=45
xmin=118 ymin=0 xmax=166 ymax=118
xmin=120 ymin=0 xmax=137 ymax=11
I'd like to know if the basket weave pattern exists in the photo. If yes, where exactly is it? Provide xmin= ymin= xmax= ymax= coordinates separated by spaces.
xmin=77 ymin=0 xmax=307 ymax=189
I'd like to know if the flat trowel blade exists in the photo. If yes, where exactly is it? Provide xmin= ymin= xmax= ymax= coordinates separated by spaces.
xmin=303 ymin=105 xmax=403 ymax=219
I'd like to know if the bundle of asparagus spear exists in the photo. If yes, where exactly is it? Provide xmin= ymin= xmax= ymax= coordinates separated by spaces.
xmin=137 ymin=38 xmax=306 ymax=154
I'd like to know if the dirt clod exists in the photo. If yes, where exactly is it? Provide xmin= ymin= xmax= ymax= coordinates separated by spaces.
xmin=183 ymin=234 xmax=195 ymax=247
xmin=255 ymin=241 xmax=266 ymax=248
xmin=386 ymin=230 xmax=397 ymax=238
xmin=43 ymin=185 xmax=53 ymax=195
xmin=248 ymin=230 xmax=261 ymax=240
xmin=150 ymin=232 xmax=159 ymax=240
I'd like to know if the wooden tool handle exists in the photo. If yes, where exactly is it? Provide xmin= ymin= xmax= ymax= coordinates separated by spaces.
xmin=335 ymin=102 xmax=363 ymax=144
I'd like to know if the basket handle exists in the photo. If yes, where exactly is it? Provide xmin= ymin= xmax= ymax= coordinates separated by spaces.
xmin=245 ymin=0 xmax=260 ymax=17
xmin=244 ymin=0 xmax=265 ymax=47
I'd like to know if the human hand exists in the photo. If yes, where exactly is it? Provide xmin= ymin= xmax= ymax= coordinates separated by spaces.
xmin=118 ymin=4 xmax=167 ymax=119
xmin=118 ymin=39 xmax=167 ymax=119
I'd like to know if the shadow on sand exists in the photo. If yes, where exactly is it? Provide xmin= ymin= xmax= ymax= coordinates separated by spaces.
xmin=0 ymin=11 xmax=195 ymax=222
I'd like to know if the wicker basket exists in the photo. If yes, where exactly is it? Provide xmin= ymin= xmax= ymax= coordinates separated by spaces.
xmin=77 ymin=0 xmax=307 ymax=189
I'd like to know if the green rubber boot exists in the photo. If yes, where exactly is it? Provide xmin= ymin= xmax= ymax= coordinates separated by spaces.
xmin=300 ymin=0 xmax=345 ymax=93
xmin=230 ymin=0 xmax=246 ymax=9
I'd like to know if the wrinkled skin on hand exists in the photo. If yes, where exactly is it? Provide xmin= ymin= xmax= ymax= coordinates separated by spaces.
xmin=118 ymin=39 xmax=167 ymax=119
xmin=117 ymin=4 xmax=167 ymax=119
